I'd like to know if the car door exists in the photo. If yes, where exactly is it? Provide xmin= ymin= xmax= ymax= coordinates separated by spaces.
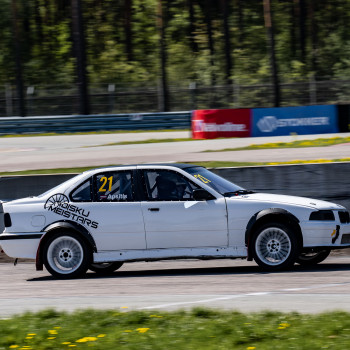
xmin=69 ymin=169 xmax=146 ymax=251
xmin=140 ymin=169 xmax=228 ymax=249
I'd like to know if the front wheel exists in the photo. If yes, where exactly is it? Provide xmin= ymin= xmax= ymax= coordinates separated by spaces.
xmin=43 ymin=232 xmax=91 ymax=279
xmin=296 ymin=249 xmax=330 ymax=266
xmin=252 ymin=222 xmax=299 ymax=271
xmin=89 ymin=262 xmax=123 ymax=274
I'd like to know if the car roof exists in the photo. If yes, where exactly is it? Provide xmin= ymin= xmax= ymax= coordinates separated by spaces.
xmin=86 ymin=163 xmax=200 ymax=172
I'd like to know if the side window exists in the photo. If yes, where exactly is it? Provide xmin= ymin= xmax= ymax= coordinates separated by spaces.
xmin=71 ymin=180 xmax=92 ymax=202
xmin=94 ymin=171 xmax=134 ymax=202
xmin=143 ymin=170 xmax=200 ymax=201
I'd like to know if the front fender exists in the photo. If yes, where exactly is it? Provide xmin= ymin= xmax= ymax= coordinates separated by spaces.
xmin=245 ymin=208 xmax=301 ymax=261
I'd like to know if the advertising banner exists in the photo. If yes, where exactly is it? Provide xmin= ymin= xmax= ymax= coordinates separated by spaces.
xmin=191 ymin=109 xmax=251 ymax=139
xmin=252 ymin=105 xmax=339 ymax=137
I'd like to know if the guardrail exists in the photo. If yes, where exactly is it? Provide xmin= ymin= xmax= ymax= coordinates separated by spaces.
xmin=0 ymin=112 xmax=191 ymax=135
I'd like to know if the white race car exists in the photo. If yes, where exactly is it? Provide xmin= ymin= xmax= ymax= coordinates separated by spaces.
xmin=0 ymin=164 xmax=349 ymax=278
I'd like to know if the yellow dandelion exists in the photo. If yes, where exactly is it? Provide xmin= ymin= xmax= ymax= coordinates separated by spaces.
xmin=54 ymin=327 xmax=61 ymax=329
xmin=25 ymin=337 xmax=33 ymax=340
xmin=247 ymin=347 xmax=256 ymax=350
xmin=97 ymin=334 xmax=106 ymax=338
xmin=137 ymin=328 xmax=150 ymax=333
xmin=120 ymin=306 xmax=129 ymax=309
xmin=9 ymin=346 xmax=19 ymax=349
xmin=279 ymin=323 xmax=290 ymax=327
xmin=27 ymin=334 xmax=36 ymax=336
xmin=76 ymin=337 xmax=97 ymax=343
xmin=76 ymin=338 xmax=88 ymax=343
xmin=47 ymin=337 xmax=56 ymax=340
xmin=48 ymin=330 xmax=58 ymax=335
xmin=62 ymin=342 xmax=71 ymax=345
xmin=85 ymin=337 xmax=97 ymax=341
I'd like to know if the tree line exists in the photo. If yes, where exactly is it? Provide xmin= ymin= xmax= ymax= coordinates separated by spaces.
xmin=1 ymin=0 xmax=350 ymax=114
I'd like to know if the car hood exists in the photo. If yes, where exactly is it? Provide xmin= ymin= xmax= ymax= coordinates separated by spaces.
xmin=227 ymin=192 xmax=344 ymax=210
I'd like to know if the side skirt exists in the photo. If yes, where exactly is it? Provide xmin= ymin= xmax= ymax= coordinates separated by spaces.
xmin=93 ymin=246 xmax=247 ymax=263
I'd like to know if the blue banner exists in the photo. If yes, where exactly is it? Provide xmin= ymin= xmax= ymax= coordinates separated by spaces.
xmin=252 ymin=105 xmax=339 ymax=137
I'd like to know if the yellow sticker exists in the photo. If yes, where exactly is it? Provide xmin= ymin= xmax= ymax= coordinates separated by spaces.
xmin=194 ymin=174 xmax=211 ymax=184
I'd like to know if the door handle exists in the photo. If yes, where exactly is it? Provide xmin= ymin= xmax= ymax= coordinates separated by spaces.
xmin=148 ymin=208 xmax=160 ymax=212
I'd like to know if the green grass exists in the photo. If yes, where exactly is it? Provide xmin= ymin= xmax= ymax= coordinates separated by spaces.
xmin=2 ymin=158 xmax=350 ymax=176
xmin=86 ymin=137 xmax=194 ymax=147
xmin=204 ymin=136 xmax=350 ymax=152
xmin=2 ymin=309 xmax=350 ymax=349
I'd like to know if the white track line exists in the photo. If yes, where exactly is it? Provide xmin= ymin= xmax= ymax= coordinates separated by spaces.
xmin=138 ymin=282 xmax=350 ymax=310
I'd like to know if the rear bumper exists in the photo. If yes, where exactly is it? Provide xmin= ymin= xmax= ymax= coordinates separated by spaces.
xmin=0 ymin=233 xmax=43 ymax=259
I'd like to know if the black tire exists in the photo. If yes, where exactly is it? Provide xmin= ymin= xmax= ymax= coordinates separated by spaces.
xmin=89 ymin=262 xmax=123 ymax=274
xmin=296 ymin=249 xmax=331 ymax=266
xmin=252 ymin=221 xmax=299 ymax=271
xmin=43 ymin=231 xmax=91 ymax=279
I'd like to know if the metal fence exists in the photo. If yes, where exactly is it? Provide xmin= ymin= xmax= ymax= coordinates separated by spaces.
xmin=1 ymin=78 xmax=350 ymax=117
xmin=0 ymin=112 xmax=191 ymax=135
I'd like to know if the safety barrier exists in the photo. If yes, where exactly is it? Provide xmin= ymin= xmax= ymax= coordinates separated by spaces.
xmin=0 ymin=112 xmax=192 ymax=135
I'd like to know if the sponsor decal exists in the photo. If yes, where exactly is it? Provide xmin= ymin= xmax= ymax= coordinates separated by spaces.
xmin=44 ymin=194 xmax=99 ymax=229
xmin=107 ymin=194 xmax=128 ymax=200
xmin=193 ymin=120 xmax=247 ymax=133
xmin=194 ymin=174 xmax=211 ymax=184
xmin=257 ymin=115 xmax=330 ymax=133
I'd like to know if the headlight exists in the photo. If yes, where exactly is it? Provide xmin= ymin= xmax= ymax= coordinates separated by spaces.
xmin=309 ymin=210 xmax=335 ymax=221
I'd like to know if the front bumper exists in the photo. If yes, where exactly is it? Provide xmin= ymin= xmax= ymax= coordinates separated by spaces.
xmin=301 ymin=221 xmax=350 ymax=248
xmin=0 ymin=233 xmax=43 ymax=259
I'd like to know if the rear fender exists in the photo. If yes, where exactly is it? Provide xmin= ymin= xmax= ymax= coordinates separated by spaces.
xmin=36 ymin=221 xmax=96 ymax=271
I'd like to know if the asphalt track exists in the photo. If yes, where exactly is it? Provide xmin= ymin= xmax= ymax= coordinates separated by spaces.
xmin=0 ymin=256 xmax=350 ymax=317
xmin=0 ymin=131 xmax=350 ymax=172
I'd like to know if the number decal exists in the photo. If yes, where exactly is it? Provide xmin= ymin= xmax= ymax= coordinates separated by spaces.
xmin=194 ymin=174 xmax=211 ymax=184
xmin=99 ymin=176 xmax=113 ymax=192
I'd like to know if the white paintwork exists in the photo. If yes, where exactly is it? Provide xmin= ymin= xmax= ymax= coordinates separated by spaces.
xmin=1 ymin=164 xmax=350 ymax=272
xmin=69 ymin=202 xmax=146 ymax=251
xmin=0 ymin=233 xmax=41 ymax=259
xmin=93 ymin=246 xmax=247 ymax=263
xmin=141 ymin=198 xmax=228 ymax=249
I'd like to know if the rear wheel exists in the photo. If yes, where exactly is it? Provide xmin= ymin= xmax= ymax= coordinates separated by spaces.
xmin=43 ymin=231 xmax=91 ymax=279
xmin=252 ymin=222 xmax=299 ymax=271
xmin=296 ymin=249 xmax=330 ymax=266
xmin=89 ymin=262 xmax=123 ymax=274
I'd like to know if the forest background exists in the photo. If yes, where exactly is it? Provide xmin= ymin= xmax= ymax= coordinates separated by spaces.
xmin=1 ymin=0 xmax=350 ymax=115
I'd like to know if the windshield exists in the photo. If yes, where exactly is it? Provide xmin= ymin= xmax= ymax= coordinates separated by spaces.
xmin=185 ymin=167 xmax=245 ymax=195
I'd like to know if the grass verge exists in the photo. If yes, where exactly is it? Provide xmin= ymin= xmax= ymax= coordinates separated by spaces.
xmin=86 ymin=137 xmax=194 ymax=147
xmin=204 ymin=136 xmax=350 ymax=152
xmin=2 ymin=309 xmax=350 ymax=349
xmin=1 ymin=158 xmax=350 ymax=176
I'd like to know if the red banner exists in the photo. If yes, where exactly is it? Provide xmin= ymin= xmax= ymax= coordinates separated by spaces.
xmin=191 ymin=109 xmax=251 ymax=139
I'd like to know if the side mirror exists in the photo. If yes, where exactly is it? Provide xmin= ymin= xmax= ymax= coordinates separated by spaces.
xmin=193 ymin=189 xmax=215 ymax=201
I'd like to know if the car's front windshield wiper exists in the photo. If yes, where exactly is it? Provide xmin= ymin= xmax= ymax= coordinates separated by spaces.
xmin=223 ymin=190 xmax=255 ymax=197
